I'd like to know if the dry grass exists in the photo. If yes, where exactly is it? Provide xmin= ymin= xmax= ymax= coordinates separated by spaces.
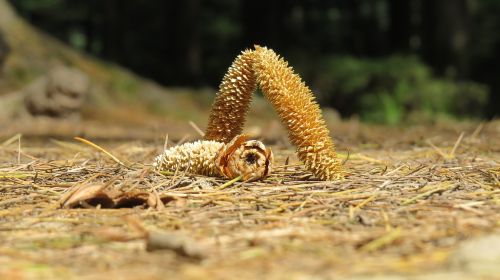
xmin=0 ymin=121 xmax=499 ymax=279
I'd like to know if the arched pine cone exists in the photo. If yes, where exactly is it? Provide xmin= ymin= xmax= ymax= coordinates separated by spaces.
xmin=253 ymin=46 xmax=343 ymax=180
xmin=204 ymin=46 xmax=343 ymax=180
xmin=204 ymin=50 xmax=257 ymax=143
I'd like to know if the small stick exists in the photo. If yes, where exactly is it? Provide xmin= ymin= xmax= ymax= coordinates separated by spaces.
xmin=50 ymin=139 xmax=88 ymax=152
xmin=0 ymin=172 xmax=31 ymax=179
xmin=74 ymin=137 xmax=128 ymax=167
xmin=380 ymin=210 xmax=392 ymax=231
xmin=426 ymin=140 xmax=449 ymax=159
xmin=470 ymin=123 xmax=484 ymax=139
xmin=359 ymin=228 xmax=402 ymax=252
xmin=450 ymin=132 xmax=465 ymax=158
xmin=163 ymin=134 xmax=169 ymax=150
xmin=216 ymin=175 xmax=242 ymax=190
xmin=401 ymin=183 xmax=455 ymax=205
xmin=17 ymin=134 xmax=21 ymax=164
xmin=189 ymin=121 xmax=205 ymax=138
xmin=341 ymin=149 xmax=351 ymax=165
xmin=353 ymin=194 xmax=377 ymax=211
xmin=1 ymin=133 xmax=22 ymax=146
xmin=175 ymin=135 xmax=190 ymax=146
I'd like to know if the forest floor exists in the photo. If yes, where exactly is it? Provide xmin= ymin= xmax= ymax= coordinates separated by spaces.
xmin=0 ymin=120 xmax=499 ymax=280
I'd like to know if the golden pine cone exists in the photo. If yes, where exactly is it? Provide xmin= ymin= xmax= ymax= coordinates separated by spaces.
xmin=204 ymin=50 xmax=257 ymax=143
xmin=153 ymin=135 xmax=273 ymax=181
xmin=204 ymin=46 xmax=343 ymax=180
xmin=153 ymin=140 xmax=223 ymax=177
xmin=253 ymin=46 xmax=342 ymax=180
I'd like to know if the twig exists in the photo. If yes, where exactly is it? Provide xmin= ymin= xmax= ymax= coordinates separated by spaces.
xmin=359 ymin=228 xmax=402 ymax=252
xmin=17 ymin=134 xmax=21 ymax=164
xmin=353 ymin=194 xmax=377 ymax=210
xmin=426 ymin=140 xmax=449 ymax=159
xmin=401 ymin=183 xmax=455 ymax=205
xmin=74 ymin=137 xmax=128 ymax=167
xmin=0 ymin=172 xmax=32 ymax=179
xmin=1 ymin=133 xmax=22 ymax=146
xmin=216 ymin=175 xmax=242 ymax=190
xmin=470 ymin=123 xmax=484 ymax=139
xmin=163 ymin=134 xmax=169 ymax=150
xmin=450 ymin=132 xmax=465 ymax=158
xmin=189 ymin=121 xmax=205 ymax=137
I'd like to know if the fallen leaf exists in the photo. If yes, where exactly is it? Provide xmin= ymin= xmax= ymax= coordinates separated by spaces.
xmin=60 ymin=184 xmax=109 ymax=208
xmin=59 ymin=181 xmax=179 ymax=209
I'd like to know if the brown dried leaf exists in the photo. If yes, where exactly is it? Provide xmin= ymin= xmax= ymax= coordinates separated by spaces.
xmin=113 ymin=191 xmax=150 ymax=208
xmin=60 ymin=184 xmax=177 ymax=209
xmin=60 ymin=184 xmax=109 ymax=208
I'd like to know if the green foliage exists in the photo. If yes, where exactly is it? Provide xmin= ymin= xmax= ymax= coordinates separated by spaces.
xmin=312 ymin=55 xmax=489 ymax=124
xmin=108 ymin=68 xmax=140 ymax=101
xmin=7 ymin=0 xmax=497 ymax=120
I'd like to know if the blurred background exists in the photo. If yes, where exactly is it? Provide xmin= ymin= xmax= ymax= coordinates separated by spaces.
xmin=2 ymin=0 xmax=499 ymax=125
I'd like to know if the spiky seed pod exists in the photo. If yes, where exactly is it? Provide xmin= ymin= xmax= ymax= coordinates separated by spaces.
xmin=153 ymin=135 xmax=273 ymax=181
xmin=252 ymin=46 xmax=342 ymax=180
xmin=153 ymin=140 xmax=223 ymax=177
xmin=204 ymin=50 xmax=257 ymax=143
